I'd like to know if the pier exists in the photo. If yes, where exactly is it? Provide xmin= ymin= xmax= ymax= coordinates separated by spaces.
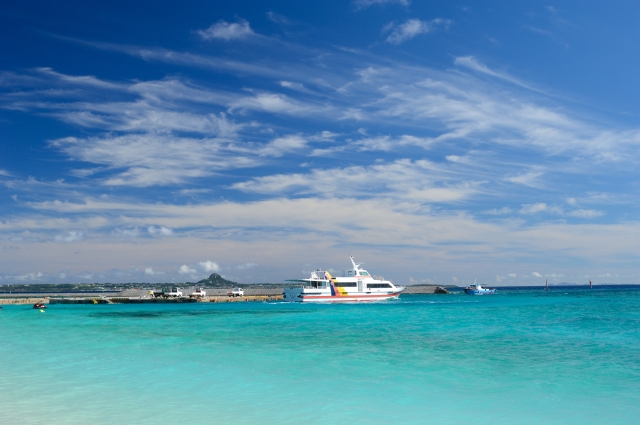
xmin=0 ymin=285 xmax=448 ymax=305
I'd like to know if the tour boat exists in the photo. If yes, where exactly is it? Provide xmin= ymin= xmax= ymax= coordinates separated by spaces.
xmin=283 ymin=256 xmax=404 ymax=302
xmin=463 ymin=281 xmax=496 ymax=295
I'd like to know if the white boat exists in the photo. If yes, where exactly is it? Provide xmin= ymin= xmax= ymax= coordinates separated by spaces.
xmin=463 ymin=282 xmax=496 ymax=295
xmin=283 ymin=256 xmax=404 ymax=302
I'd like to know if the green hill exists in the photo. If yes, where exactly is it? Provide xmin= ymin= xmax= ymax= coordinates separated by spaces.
xmin=196 ymin=273 xmax=238 ymax=287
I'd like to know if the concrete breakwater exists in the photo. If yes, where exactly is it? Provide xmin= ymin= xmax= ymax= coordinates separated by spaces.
xmin=49 ymin=295 xmax=284 ymax=304
xmin=0 ymin=297 xmax=49 ymax=305
xmin=0 ymin=295 xmax=284 ymax=305
xmin=0 ymin=285 xmax=449 ymax=305
xmin=403 ymin=285 xmax=450 ymax=294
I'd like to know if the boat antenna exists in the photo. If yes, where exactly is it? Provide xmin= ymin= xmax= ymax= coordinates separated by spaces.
xmin=349 ymin=255 xmax=359 ymax=270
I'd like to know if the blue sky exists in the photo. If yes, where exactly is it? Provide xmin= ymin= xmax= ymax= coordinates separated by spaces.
xmin=1 ymin=0 xmax=640 ymax=285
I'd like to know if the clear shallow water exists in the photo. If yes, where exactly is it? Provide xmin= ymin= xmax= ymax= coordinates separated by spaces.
xmin=1 ymin=288 xmax=639 ymax=425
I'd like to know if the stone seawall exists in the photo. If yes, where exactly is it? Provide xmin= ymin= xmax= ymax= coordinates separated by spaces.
xmin=46 ymin=295 xmax=284 ymax=304
xmin=403 ymin=285 xmax=450 ymax=294
xmin=0 ymin=297 xmax=49 ymax=305
xmin=0 ymin=286 xmax=448 ymax=306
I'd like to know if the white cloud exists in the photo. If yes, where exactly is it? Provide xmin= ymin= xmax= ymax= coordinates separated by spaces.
xmin=237 ymin=262 xmax=258 ymax=270
xmin=344 ymin=134 xmax=435 ymax=152
xmin=279 ymin=81 xmax=306 ymax=91
xmin=445 ymin=155 xmax=472 ymax=164
xmin=6 ymin=272 xmax=45 ymax=282
xmin=508 ymin=273 xmax=517 ymax=278
xmin=144 ymin=267 xmax=164 ymax=276
xmin=518 ymin=204 xmax=602 ymax=218
xmin=568 ymin=209 xmax=603 ymax=219
xmin=197 ymin=19 xmax=255 ymax=41
xmin=178 ymin=265 xmax=197 ymax=275
xmin=333 ymin=62 xmax=640 ymax=163
xmin=51 ymin=133 xmax=259 ymax=187
xmin=229 ymin=92 xmax=320 ymax=115
xmin=112 ymin=227 xmax=141 ymax=238
xmin=231 ymin=159 xmax=481 ymax=202
xmin=532 ymin=272 xmax=542 ymax=277
xmin=266 ymin=12 xmax=289 ymax=25
xmin=199 ymin=261 xmax=220 ymax=273
xmin=384 ymin=19 xmax=451 ymax=45
xmin=258 ymin=135 xmax=308 ymax=157
xmin=520 ymin=203 xmax=547 ymax=214
xmin=148 ymin=226 xmax=173 ymax=236
xmin=69 ymin=41 xmax=295 ymax=79
xmin=55 ymin=231 xmax=84 ymax=243
xmin=69 ymin=168 xmax=104 ymax=178
xmin=311 ymin=131 xmax=339 ymax=141
xmin=485 ymin=207 xmax=512 ymax=215
xmin=178 ymin=188 xmax=212 ymax=195
xmin=62 ymin=108 xmax=241 ymax=136
xmin=7 ymin=196 xmax=640 ymax=284
xmin=454 ymin=56 xmax=535 ymax=91
xmin=355 ymin=0 xmax=410 ymax=9
xmin=40 ymin=67 xmax=125 ymax=89
xmin=26 ymin=41 xmax=640 ymax=169
xmin=505 ymin=171 xmax=544 ymax=187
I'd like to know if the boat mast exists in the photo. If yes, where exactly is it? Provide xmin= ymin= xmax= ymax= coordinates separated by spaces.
xmin=349 ymin=255 xmax=359 ymax=271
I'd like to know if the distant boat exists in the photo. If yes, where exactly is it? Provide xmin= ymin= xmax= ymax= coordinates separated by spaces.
xmin=590 ymin=279 xmax=593 ymax=289
xmin=464 ymin=281 xmax=496 ymax=295
xmin=545 ymin=279 xmax=548 ymax=291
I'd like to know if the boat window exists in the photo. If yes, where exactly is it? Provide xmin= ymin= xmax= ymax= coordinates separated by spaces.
xmin=367 ymin=283 xmax=392 ymax=288
xmin=334 ymin=282 xmax=357 ymax=287
xmin=359 ymin=272 xmax=370 ymax=276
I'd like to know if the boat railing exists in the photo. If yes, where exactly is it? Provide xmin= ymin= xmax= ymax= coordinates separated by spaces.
xmin=283 ymin=283 xmax=317 ymax=289
xmin=283 ymin=283 xmax=329 ymax=290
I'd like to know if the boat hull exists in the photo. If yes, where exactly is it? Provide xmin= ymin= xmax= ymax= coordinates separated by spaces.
xmin=464 ymin=288 xmax=496 ymax=295
xmin=283 ymin=290 xmax=402 ymax=303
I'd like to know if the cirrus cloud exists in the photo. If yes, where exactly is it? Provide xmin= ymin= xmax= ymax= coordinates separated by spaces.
xmin=384 ymin=19 xmax=452 ymax=45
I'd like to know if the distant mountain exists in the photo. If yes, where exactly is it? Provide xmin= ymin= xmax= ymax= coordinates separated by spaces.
xmin=196 ymin=273 xmax=237 ymax=287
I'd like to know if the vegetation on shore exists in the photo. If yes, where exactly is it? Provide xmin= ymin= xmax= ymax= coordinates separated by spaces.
xmin=0 ymin=273 xmax=291 ymax=293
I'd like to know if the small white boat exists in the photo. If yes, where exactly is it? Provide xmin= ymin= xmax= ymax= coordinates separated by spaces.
xmin=283 ymin=256 xmax=404 ymax=302
xmin=464 ymin=281 xmax=496 ymax=295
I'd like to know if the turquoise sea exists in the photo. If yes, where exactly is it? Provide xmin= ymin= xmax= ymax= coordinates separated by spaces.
xmin=2 ymin=287 xmax=640 ymax=425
